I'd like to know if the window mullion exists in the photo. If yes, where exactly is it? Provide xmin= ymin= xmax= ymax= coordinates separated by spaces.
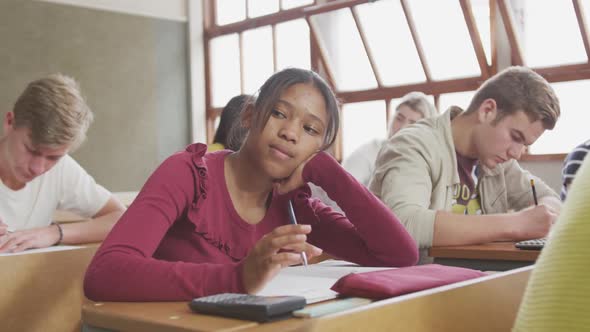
xmin=400 ymin=0 xmax=432 ymax=82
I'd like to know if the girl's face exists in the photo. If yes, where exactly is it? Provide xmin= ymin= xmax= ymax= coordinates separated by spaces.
xmin=248 ymin=83 xmax=328 ymax=180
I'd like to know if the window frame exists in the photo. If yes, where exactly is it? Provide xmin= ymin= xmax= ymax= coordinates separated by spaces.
xmin=203 ymin=0 xmax=589 ymax=161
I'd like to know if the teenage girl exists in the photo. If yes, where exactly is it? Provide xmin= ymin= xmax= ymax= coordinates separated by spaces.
xmin=84 ymin=68 xmax=418 ymax=301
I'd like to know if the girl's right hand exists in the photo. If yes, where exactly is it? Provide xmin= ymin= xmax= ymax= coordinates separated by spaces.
xmin=241 ymin=224 xmax=322 ymax=294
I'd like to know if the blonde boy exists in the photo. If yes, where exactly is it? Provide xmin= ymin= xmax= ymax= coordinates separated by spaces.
xmin=0 ymin=74 xmax=125 ymax=252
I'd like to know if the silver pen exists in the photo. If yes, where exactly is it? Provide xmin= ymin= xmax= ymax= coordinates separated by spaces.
xmin=287 ymin=200 xmax=308 ymax=267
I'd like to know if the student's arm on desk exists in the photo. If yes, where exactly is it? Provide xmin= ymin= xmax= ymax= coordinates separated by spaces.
xmin=432 ymin=208 xmax=555 ymax=247
xmin=0 ymin=196 xmax=125 ymax=253
xmin=300 ymin=153 xmax=418 ymax=267
xmin=436 ymin=163 xmax=561 ymax=246
xmin=60 ymin=196 xmax=125 ymax=244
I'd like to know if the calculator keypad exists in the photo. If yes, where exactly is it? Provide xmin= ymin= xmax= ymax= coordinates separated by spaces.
xmin=515 ymin=238 xmax=546 ymax=250
xmin=197 ymin=293 xmax=266 ymax=305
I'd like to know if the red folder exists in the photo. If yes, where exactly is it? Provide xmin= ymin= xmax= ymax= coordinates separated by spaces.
xmin=331 ymin=264 xmax=486 ymax=300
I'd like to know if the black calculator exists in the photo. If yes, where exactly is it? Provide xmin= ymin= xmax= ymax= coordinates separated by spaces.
xmin=189 ymin=293 xmax=306 ymax=322
xmin=515 ymin=238 xmax=547 ymax=250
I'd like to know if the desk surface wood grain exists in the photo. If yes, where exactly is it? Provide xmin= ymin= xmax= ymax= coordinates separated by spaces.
xmin=429 ymin=241 xmax=540 ymax=261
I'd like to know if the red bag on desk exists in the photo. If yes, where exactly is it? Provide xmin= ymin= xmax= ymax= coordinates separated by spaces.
xmin=331 ymin=264 xmax=486 ymax=300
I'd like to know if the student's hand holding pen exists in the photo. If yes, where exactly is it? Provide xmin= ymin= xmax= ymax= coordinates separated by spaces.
xmin=512 ymin=205 xmax=557 ymax=240
xmin=0 ymin=224 xmax=61 ymax=253
xmin=241 ymin=224 xmax=322 ymax=294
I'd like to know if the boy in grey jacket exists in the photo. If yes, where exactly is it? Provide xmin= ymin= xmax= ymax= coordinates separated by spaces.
xmin=370 ymin=67 xmax=561 ymax=261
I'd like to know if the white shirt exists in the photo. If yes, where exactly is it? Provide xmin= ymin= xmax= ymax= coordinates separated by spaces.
xmin=342 ymin=139 xmax=385 ymax=187
xmin=0 ymin=155 xmax=110 ymax=230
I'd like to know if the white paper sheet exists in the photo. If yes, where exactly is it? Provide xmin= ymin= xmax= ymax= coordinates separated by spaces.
xmin=0 ymin=245 xmax=83 ymax=257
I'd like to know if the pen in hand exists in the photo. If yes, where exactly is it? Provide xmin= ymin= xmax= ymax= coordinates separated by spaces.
xmin=287 ymin=200 xmax=308 ymax=267
xmin=530 ymin=179 xmax=538 ymax=206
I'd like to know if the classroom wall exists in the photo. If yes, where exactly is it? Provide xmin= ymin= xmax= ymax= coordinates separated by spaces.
xmin=0 ymin=0 xmax=190 ymax=191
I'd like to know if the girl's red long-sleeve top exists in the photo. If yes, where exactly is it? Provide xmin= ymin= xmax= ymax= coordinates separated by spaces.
xmin=84 ymin=144 xmax=418 ymax=301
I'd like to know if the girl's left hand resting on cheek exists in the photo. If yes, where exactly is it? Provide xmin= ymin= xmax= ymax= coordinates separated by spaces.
xmin=273 ymin=153 xmax=317 ymax=195
xmin=241 ymin=224 xmax=322 ymax=294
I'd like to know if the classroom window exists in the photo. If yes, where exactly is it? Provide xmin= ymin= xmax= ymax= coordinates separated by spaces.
xmin=215 ymin=0 xmax=246 ymax=25
xmin=471 ymin=0 xmax=491 ymax=66
xmin=342 ymin=100 xmax=387 ymax=158
xmin=281 ymin=0 xmax=314 ymax=10
xmin=310 ymin=9 xmax=378 ymax=91
xmin=522 ymin=1 xmax=587 ymax=67
xmin=529 ymin=80 xmax=589 ymax=155
xmin=243 ymin=26 xmax=274 ymax=95
xmin=355 ymin=0 xmax=426 ymax=86
xmin=204 ymin=0 xmax=590 ymax=158
xmin=210 ymin=34 xmax=241 ymax=108
xmin=248 ymin=0 xmax=279 ymax=18
xmin=276 ymin=19 xmax=311 ymax=71
xmin=438 ymin=91 xmax=475 ymax=113
xmin=213 ymin=116 xmax=221 ymax=133
xmin=406 ymin=0 xmax=481 ymax=80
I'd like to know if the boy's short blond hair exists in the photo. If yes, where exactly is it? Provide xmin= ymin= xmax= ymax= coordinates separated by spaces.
xmin=466 ymin=66 xmax=560 ymax=129
xmin=12 ymin=74 xmax=93 ymax=150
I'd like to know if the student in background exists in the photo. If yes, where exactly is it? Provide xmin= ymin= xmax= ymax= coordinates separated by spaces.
xmin=512 ymin=158 xmax=590 ymax=331
xmin=84 ymin=68 xmax=418 ymax=301
xmin=0 ymin=74 xmax=125 ymax=253
xmin=370 ymin=67 xmax=561 ymax=262
xmin=560 ymin=139 xmax=589 ymax=201
xmin=208 ymin=94 xmax=251 ymax=152
xmin=343 ymin=92 xmax=437 ymax=186
xmin=310 ymin=92 xmax=436 ymax=213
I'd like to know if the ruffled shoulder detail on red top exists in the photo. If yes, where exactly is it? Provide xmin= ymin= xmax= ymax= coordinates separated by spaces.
xmin=185 ymin=143 xmax=208 ymax=210
xmin=182 ymin=144 xmax=250 ymax=260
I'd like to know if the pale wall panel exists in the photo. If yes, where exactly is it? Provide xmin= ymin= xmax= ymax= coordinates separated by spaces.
xmin=37 ymin=0 xmax=187 ymax=21
xmin=0 ymin=0 xmax=190 ymax=191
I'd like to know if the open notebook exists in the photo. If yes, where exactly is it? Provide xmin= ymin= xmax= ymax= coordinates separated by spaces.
xmin=256 ymin=260 xmax=394 ymax=303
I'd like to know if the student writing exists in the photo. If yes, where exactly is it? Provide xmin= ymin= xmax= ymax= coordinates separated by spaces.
xmin=311 ymin=91 xmax=437 ymax=213
xmin=84 ymin=68 xmax=418 ymax=301
xmin=0 ymin=74 xmax=125 ymax=253
xmin=343 ymin=91 xmax=437 ymax=187
xmin=370 ymin=67 xmax=561 ymax=263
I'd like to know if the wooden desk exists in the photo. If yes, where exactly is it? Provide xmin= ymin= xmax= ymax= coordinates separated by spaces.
xmin=1 ymin=244 xmax=99 ymax=332
xmin=82 ymin=266 xmax=532 ymax=332
xmin=429 ymin=242 xmax=540 ymax=271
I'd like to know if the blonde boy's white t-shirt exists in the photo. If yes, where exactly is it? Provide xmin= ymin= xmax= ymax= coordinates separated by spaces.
xmin=0 ymin=155 xmax=110 ymax=231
